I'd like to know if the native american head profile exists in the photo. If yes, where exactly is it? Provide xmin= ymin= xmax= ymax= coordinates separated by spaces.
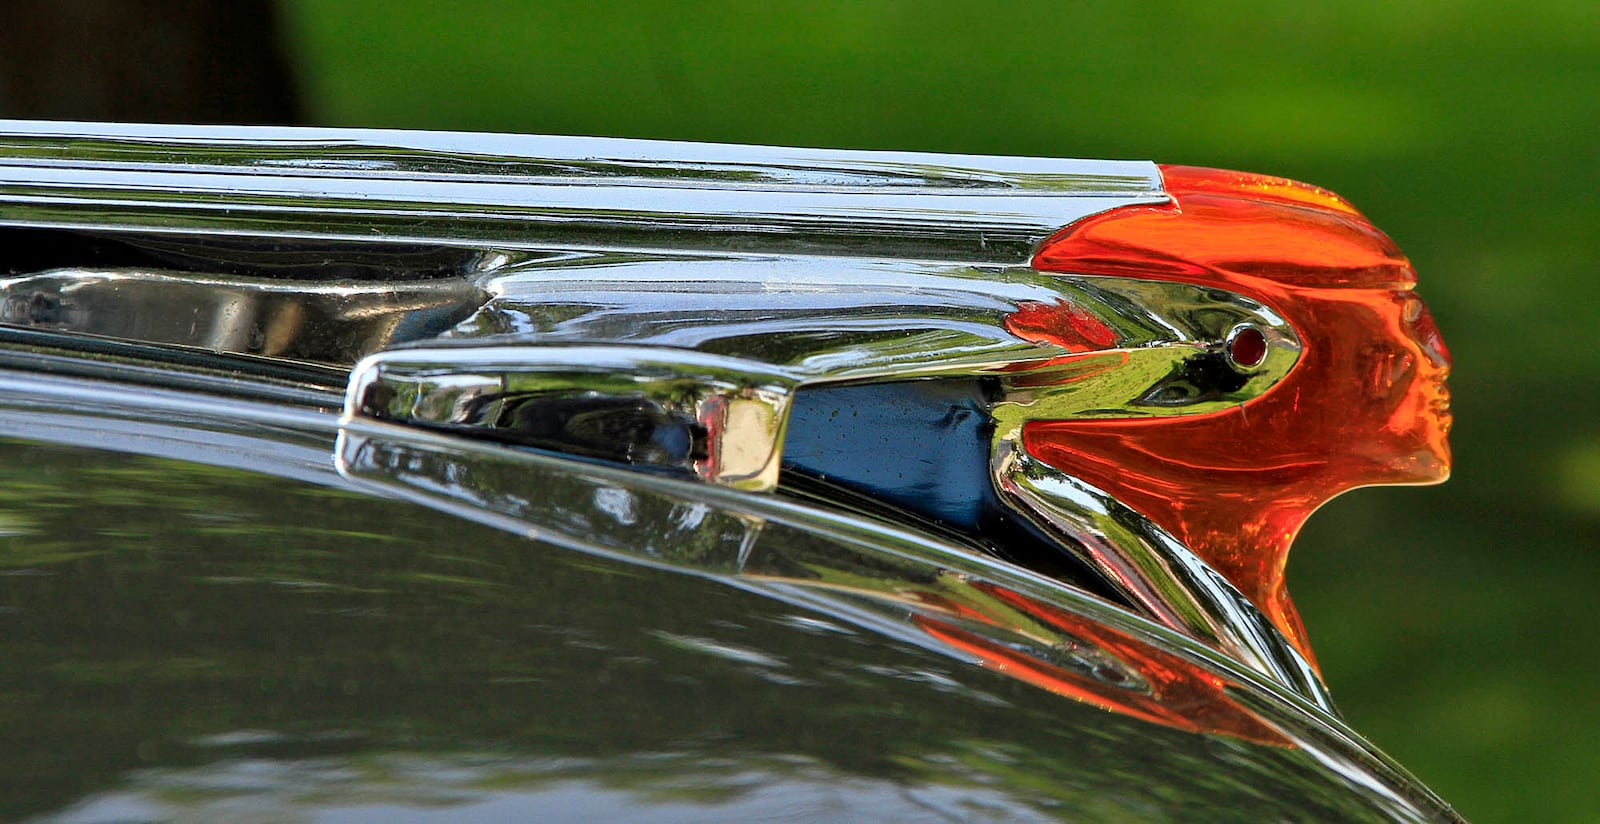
xmin=1019 ymin=165 xmax=1453 ymax=661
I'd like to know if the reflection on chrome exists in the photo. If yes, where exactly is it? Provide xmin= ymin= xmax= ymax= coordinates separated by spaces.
xmin=335 ymin=425 xmax=1328 ymax=741
xmin=0 ymin=268 xmax=486 ymax=365
xmin=992 ymin=443 xmax=1329 ymax=709
xmin=37 ymin=754 xmax=1076 ymax=823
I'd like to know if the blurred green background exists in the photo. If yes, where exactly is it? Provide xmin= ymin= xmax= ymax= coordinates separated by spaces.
xmin=5 ymin=1 xmax=1583 ymax=820
xmin=272 ymin=3 xmax=1597 ymax=821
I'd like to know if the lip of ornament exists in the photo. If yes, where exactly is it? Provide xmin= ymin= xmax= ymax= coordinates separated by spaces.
xmin=1431 ymin=383 xmax=1453 ymax=432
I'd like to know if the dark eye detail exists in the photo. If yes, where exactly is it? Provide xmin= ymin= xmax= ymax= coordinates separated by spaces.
xmin=1226 ymin=326 xmax=1269 ymax=370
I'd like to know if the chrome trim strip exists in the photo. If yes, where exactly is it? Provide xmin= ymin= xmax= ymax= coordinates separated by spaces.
xmin=0 ymin=120 xmax=1164 ymax=263
xmin=347 ymin=344 xmax=798 ymax=490
xmin=993 ymin=443 xmax=1331 ymax=709
xmin=455 ymin=253 xmax=1299 ymax=387
xmin=1 ymin=267 xmax=488 ymax=366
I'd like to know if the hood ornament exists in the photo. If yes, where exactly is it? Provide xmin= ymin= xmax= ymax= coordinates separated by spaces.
xmin=0 ymin=121 xmax=1450 ymax=710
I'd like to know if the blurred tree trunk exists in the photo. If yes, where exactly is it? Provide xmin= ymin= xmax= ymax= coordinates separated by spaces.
xmin=0 ymin=0 xmax=300 ymax=124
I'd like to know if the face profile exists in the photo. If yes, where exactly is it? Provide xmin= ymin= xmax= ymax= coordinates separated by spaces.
xmin=1026 ymin=168 xmax=1453 ymax=662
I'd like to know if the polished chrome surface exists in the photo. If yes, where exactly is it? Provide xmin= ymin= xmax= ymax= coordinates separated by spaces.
xmin=0 ymin=120 xmax=1330 ymax=708
xmin=994 ymin=443 xmax=1330 ymax=709
xmin=0 ymin=120 xmax=1162 ymax=263
xmin=348 ymin=254 xmax=1298 ymax=484
xmin=349 ymin=344 xmax=796 ymax=490
xmin=0 ymin=267 xmax=486 ymax=365
xmin=455 ymin=252 xmax=1300 ymax=393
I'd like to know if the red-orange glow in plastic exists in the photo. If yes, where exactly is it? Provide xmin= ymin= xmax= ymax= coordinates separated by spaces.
xmin=1005 ymin=299 xmax=1120 ymax=352
xmin=1024 ymin=165 xmax=1452 ymax=665
xmin=916 ymin=582 xmax=1287 ymax=746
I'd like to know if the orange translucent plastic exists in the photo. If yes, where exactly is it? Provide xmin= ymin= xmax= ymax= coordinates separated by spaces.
xmin=916 ymin=581 xmax=1287 ymax=745
xmin=1004 ymin=298 xmax=1119 ymax=352
xmin=1025 ymin=165 xmax=1452 ymax=663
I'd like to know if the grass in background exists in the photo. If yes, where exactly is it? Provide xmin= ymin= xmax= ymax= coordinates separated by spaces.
xmin=283 ymin=3 xmax=1600 ymax=819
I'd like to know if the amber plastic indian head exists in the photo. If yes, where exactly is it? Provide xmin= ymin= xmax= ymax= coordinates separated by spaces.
xmin=1023 ymin=165 xmax=1453 ymax=664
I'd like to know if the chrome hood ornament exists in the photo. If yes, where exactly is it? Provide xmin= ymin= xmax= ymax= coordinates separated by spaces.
xmin=0 ymin=121 xmax=1452 ymax=713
